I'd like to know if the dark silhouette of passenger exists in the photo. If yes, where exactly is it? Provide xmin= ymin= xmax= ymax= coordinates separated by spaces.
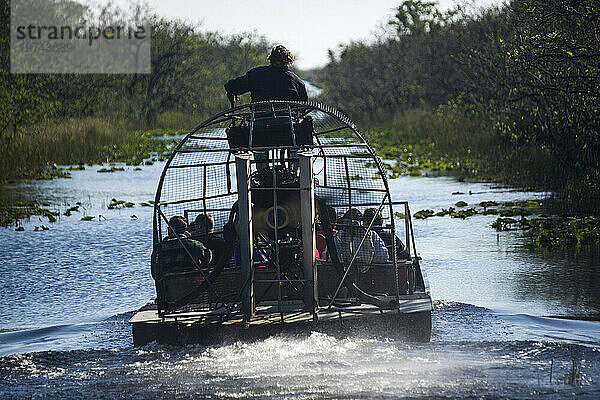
xmin=224 ymin=45 xmax=308 ymax=104
xmin=159 ymin=216 xmax=211 ymax=273
xmin=327 ymin=208 xmax=388 ymax=265
xmin=363 ymin=208 xmax=410 ymax=260
xmin=191 ymin=213 xmax=226 ymax=268
xmin=316 ymin=205 xmax=338 ymax=257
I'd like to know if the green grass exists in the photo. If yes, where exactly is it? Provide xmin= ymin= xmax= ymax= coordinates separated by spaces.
xmin=362 ymin=107 xmax=563 ymax=188
xmin=0 ymin=113 xmax=193 ymax=181
xmin=0 ymin=114 xmax=186 ymax=227
xmin=361 ymin=106 xmax=599 ymax=247
xmin=359 ymin=106 xmax=600 ymax=217
xmin=0 ymin=117 xmax=133 ymax=180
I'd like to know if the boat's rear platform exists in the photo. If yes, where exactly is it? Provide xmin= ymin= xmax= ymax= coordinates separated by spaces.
xmin=130 ymin=296 xmax=432 ymax=346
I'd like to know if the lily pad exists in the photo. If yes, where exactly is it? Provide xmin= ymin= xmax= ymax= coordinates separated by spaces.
xmin=414 ymin=209 xmax=435 ymax=219
xmin=479 ymin=201 xmax=499 ymax=209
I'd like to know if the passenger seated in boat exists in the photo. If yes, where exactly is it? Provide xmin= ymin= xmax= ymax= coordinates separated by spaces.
xmin=190 ymin=213 xmax=226 ymax=267
xmin=363 ymin=208 xmax=410 ymax=260
xmin=316 ymin=205 xmax=337 ymax=257
xmin=325 ymin=208 xmax=389 ymax=265
xmin=159 ymin=216 xmax=211 ymax=273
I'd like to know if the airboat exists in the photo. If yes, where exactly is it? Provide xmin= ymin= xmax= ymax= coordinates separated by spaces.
xmin=129 ymin=101 xmax=433 ymax=345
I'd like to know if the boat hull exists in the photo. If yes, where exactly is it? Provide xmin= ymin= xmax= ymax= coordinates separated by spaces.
xmin=130 ymin=295 xmax=432 ymax=346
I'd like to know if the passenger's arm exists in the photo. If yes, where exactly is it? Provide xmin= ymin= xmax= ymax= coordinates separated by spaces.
xmin=371 ymin=232 xmax=390 ymax=263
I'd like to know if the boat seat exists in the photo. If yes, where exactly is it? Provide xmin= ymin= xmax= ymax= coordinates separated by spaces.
xmin=227 ymin=116 xmax=313 ymax=148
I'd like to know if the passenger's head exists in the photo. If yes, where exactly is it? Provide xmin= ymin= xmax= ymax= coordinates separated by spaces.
xmin=363 ymin=208 xmax=384 ymax=227
xmin=168 ymin=216 xmax=188 ymax=237
xmin=268 ymin=45 xmax=294 ymax=67
xmin=194 ymin=213 xmax=214 ymax=235
xmin=317 ymin=205 xmax=338 ymax=230
xmin=341 ymin=208 xmax=362 ymax=224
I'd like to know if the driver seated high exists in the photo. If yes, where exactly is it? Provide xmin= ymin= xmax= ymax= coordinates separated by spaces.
xmin=224 ymin=45 xmax=308 ymax=104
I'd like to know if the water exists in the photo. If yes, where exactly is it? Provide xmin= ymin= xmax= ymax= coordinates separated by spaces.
xmin=1 ymin=164 xmax=599 ymax=399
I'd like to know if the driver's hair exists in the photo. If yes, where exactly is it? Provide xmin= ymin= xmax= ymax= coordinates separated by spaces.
xmin=268 ymin=45 xmax=294 ymax=67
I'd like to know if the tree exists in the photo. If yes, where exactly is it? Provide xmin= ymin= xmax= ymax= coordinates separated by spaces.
xmin=388 ymin=0 xmax=451 ymax=36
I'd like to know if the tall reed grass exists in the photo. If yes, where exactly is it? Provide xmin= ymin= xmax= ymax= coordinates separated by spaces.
xmin=362 ymin=107 xmax=563 ymax=190
xmin=0 ymin=111 xmax=212 ymax=180
xmin=0 ymin=117 xmax=135 ymax=179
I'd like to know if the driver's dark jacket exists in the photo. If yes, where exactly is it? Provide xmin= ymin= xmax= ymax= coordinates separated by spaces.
xmin=224 ymin=65 xmax=308 ymax=102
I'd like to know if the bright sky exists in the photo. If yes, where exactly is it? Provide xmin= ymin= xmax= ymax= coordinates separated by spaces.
xmin=103 ymin=0 xmax=502 ymax=69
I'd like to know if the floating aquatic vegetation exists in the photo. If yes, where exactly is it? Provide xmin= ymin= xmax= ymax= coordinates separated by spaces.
xmin=450 ymin=208 xmax=478 ymax=219
xmin=108 ymin=199 xmax=126 ymax=209
xmin=139 ymin=202 xmax=152 ymax=207
xmin=63 ymin=206 xmax=79 ymax=216
xmin=499 ymin=208 xmax=533 ymax=217
xmin=435 ymin=209 xmax=451 ymax=217
xmin=1 ymin=202 xmax=41 ymax=227
xmin=394 ymin=211 xmax=405 ymax=219
xmin=482 ymin=208 xmax=500 ymax=215
xmin=414 ymin=209 xmax=435 ymax=219
xmin=525 ymin=216 xmax=599 ymax=250
xmin=108 ymin=199 xmax=136 ymax=210
xmin=81 ymin=216 xmax=94 ymax=221
xmin=26 ymin=205 xmax=60 ymax=223
xmin=502 ymin=200 xmax=541 ymax=208
xmin=98 ymin=167 xmax=125 ymax=173
xmin=20 ymin=168 xmax=72 ymax=181
xmin=492 ymin=217 xmax=520 ymax=231
xmin=410 ymin=198 xmax=543 ymax=222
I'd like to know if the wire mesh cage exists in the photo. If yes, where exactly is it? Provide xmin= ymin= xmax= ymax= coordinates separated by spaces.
xmin=152 ymin=101 xmax=420 ymax=317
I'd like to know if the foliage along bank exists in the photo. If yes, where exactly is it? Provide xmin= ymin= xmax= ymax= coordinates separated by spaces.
xmin=316 ymin=0 xmax=600 ymax=216
xmin=0 ymin=1 xmax=271 ymax=180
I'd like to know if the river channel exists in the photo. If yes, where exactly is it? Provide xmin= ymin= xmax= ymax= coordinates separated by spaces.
xmin=1 ymin=161 xmax=599 ymax=399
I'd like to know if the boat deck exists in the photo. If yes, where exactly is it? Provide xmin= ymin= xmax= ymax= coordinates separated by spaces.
xmin=130 ymin=294 xmax=432 ymax=346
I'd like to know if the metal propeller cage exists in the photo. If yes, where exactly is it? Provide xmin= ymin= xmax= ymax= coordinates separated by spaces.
xmin=152 ymin=101 xmax=422 ymax=318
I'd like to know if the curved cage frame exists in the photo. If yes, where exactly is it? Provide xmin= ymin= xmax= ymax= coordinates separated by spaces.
xmin=151 ymin=101 xmax=421 ymax=318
